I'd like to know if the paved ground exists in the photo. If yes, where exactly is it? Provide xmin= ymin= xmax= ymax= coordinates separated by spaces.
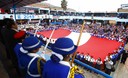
xmin=113 ymin=62 xmax=128 ymax=78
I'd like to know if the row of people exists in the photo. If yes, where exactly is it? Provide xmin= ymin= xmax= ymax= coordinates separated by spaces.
xmin=19 ymin=21 xmax=127 ymax=46
xmin=0 ymin=18 xmax=85 ymax=78
xmin=86 ymin=23 xmax=127 ymax=44
xmin=75 ymin=52 xmax=117 ymax=75
xmin=3 ymin=17 xmax=126 ymax=77
xmin=15 ymin=36 xmax=85 ymax=78
xmin=75 ymin=53 xmax=103 ymax=71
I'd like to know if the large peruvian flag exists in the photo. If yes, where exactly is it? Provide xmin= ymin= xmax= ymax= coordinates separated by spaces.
xmin=37 ymin=28 xmax=122 ymax=61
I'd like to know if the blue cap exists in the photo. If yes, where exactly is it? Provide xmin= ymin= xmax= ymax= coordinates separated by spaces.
xmin=22 ymin=36 xmax=43 ymax=51
xmin=51 ymin=37 xmax=77 ymax=55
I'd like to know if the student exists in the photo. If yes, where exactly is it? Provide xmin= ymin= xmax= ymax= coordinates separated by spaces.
xmin=14 ymin=30 xmax=27 ymax=76
xmin=105 ymin=56 xmax=114 ymax=75
xmin=89 ymin=56 xmax=95 ymax=67
xmin=75 ymin=52 xmax=80 ymax=60
xmin=43 ymin=37 xmax=84 ymax=78
xmin=95 ymin=57 xmax=103 ymax=70
xmin=19 ymin=36 xmax=46 ymax=78
xmin=84 ymin=53 xmax=90 ymax=65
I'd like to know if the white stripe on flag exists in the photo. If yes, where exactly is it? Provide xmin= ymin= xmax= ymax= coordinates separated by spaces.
xmin=66 ymin=32 xmax=91 ymax=46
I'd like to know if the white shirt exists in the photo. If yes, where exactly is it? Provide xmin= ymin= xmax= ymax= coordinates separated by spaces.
xmin=90 ymin=58 xmax=95 ymax=62
xmin=87 ymin=56 xmax=91 ymax=61
xmin=85 ymin=55 xmax=90 ymax=61
xmin=105 ymin=60 xmax=113 ymax=69
xmin=96 ymin=60 xmax=103 ymax=65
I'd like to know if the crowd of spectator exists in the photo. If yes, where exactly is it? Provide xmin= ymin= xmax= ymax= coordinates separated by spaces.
xmin=1 ymin=17 xmax=128 ymax=77
xmin=50 ymin=10 xmax=128 ymax=19
xmin=21 ymin=21 xmax=128 ymax=75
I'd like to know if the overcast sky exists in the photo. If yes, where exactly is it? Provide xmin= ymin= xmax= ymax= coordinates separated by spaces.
xmin=44 ymin=0 xmax=128 ymax=12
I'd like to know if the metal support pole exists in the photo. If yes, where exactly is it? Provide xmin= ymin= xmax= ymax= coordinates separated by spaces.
xmin=12 ymin=0 xmax=16 ymax=21
xmin=13 ymin=4 xmax=16 ymax=21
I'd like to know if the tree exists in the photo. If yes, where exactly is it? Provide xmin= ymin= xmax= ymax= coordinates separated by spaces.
xmin=61 ymin=0 xmax=67 ymax=11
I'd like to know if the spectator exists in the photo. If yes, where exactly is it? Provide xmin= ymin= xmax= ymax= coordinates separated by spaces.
xmin=105 ymin=56 xmax=114 ymax=75
xmin=121 ymin=50 xmax=128 ymax=64
xmin=80 ymin=53 xmax=85 ymax=62
xmin=19 ymin=36 xmax=46 ymax=78
xmin=89 ymin=56 xmax=95 ymax=72
xmin=75 ymin=52 xmax=81 ymax=60
xmin=1 ymin=18 xmax=20 ymax=73
xmin=95 ymin=57 xmax=103 ymax=70
xmin=84 ymin=53 xmax=90 ymax=65
xmin=43 ymin=37 xmax=84 ymax=78
xmin=89 ymin=56 xmax=95 ymax=67
xmin=14 ymin=30 xmax=27 ymax=77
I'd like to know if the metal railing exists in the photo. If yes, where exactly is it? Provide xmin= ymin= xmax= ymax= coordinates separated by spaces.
xmin=74 ymin=59 xmax=112 ymax=78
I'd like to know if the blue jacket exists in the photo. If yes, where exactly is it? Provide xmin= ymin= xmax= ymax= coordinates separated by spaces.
xmin=14 ymin=44 xmax=44 ymax=78
xmin=43 ymin=60 xmax=84 ymax=78
xmin=20 ymin=53 xmax=44 ymax=78
xmin=14 ymin=43 xmax=24 ymax=69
